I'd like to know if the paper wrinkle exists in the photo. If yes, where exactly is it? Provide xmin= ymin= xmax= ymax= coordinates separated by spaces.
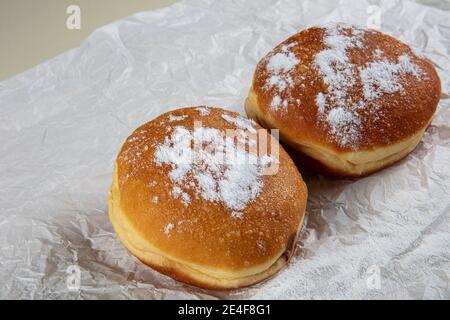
xmin=0 ymin=0 xmax=449 ymax=299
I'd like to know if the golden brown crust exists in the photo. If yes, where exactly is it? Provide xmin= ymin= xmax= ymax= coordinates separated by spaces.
xmin=251 ymin=25 xmax=440 ymax=151
xmin=109 ymin=174 xmax=304 ymax=290
xmin=109 ymin=106 xmax=308 ymax=289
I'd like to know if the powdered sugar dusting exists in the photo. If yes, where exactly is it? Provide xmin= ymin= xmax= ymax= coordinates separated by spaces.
xmin=312 ymin=25 xmax=365 ymax=146
xmin=311 ymin=24 xmax=423 ymax=148
xmin=168 ymin=114 xmax=187 ymax=122
xmin=163 ymin=223 xmax=174 ymax=235
xmin=374 ymin=48 xmax=383 ymax=58
xmin=231 ymin=211 xmax=244 ymax=219
xmin=171 ymin=185 xmax=191 ymax=207
xmin=267 ymin=51 xmax=299 ymax=73
xmin=264 ymin=44 xmax=300 ymax=111
xmin=360 ymin=54 xmax=422 ymax=100
xmin=154 ymin=123 xmax=274 ymax=215
xmin=221 ymin=114 xmax=257 ymax=133
xmin=326 ymin=107 xmax=361 ymax=146
xmin=195 ymin=107 xmax=210 ymax=116
xmin=316 ymin=92 xmax=326 ymax=114
xmin=271 ymin=95 xmax=282 ymax=110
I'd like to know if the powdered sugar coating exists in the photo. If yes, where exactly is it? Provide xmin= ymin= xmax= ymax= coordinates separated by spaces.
xmin=312 ymin=25 xmax=367 ymax=147
xmin=263 ymin=44 xmax=300 ymax=111
xmin=326 ymin=107 xmax=361 ymax=147
xmin=267 ymin=51 xmax=299 ymax=73
xmin=153 ymin=118 xmax=275 ymax=214
xmin=360 ymin=54 xmax=422 ymax=100
xmin=313 ymin=25 xmax=423 ymax=147
xmin=221 ymin=114 xmax=257 ymax=133
xmin=163 ymin=223 xmax=174 ymax=235
xmin=195 ymin=106 xmax=210 ymax=116
xmin=231 ymin=211 xmax=244 ymax=219
xmin=315 ymin=92 xmax=326 ymax=114
xmin=168 ymin=114 xmax=187 ymax=122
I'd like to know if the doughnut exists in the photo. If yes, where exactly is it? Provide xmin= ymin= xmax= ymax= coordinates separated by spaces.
xmin=245 ymin=24 xmax=441 ymax=177
xmin=108 ymin=107 xmax=308 ymax=289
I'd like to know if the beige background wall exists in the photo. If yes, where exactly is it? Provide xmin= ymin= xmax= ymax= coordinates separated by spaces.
xmin=0 ymin=0 xmax=177 ymax=81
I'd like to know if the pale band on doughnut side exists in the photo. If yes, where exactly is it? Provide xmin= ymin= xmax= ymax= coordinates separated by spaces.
xmin=109 ymin=166 xmax=305 ymax=289
xmin=246 ymin=89 xmax=431 ymax=176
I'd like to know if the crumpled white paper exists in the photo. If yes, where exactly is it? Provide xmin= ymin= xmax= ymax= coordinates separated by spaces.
xmin=0 ymin=0 xmax=449 ymax=299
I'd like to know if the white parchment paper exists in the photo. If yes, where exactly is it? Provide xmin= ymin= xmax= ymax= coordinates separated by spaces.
xmin=0 ymin=0 xmax=449 ymax=299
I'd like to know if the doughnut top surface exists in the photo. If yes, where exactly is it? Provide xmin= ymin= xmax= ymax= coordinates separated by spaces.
xmin=114 ymin=107 xmax=307 ymax=272
xmin=252 ymin=24 xmax=441 ymax=151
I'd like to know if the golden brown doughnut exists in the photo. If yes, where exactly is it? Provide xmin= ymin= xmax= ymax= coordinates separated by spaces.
xmin=108 ymin=107 xmax=307 ymax=290
xmin=245 ymin=24 xmax=441 ymax=177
